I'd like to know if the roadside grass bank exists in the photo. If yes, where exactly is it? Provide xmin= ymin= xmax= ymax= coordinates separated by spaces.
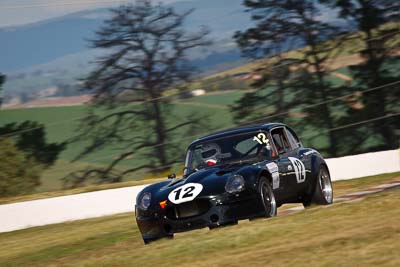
xmin=0 ymin=173 xmax=399 ymax=266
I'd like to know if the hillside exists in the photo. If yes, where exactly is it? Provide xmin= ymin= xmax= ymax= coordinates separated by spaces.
xmin=1 ymin=0 xmax=253 ymax=99
xmin=0 ymin=90 xmax=247 ymax=192
xmin=1 ymin=0 xmax=355 ymax=101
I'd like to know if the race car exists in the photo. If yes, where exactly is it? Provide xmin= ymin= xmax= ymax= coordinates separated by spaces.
xmin=135 ymin=123 xmax=333 ymax=244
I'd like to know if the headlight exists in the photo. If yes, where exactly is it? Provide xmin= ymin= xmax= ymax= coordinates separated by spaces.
xmin=138 ymin=192 xmax=151 ymax=210
xmin=225 ymin=175 xmax=245 ymax=193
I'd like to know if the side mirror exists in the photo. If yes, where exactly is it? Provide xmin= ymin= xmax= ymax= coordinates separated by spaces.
xmin=168 ymin=173 xmax=176 ymax=179
xmin=264 ymin=147 xmax=273 ymax=159
xmin=183 ymin=167 xmax=189 ymax=178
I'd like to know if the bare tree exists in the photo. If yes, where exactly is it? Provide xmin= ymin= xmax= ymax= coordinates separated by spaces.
xmin=233 ymin=0 xmax=347 ymax=156
xmin=66 ymin=1 xmax=210 ymax=186
xmin=321 ymin=0 xmax=400 ymax=149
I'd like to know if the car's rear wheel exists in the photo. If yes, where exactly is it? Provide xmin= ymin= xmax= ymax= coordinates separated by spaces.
xmin=303 ymin=165 xmax=333 ymax=207
xmin=258 ymin=177 xmax=277 ymax=217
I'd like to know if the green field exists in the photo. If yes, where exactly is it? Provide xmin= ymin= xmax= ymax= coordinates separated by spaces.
xmin=0 ymin=91 xmax=244 ymax=192
xmin=1 ymin=50 xmax=398 ymax=193
xmin=1 ymin=64 xmax=397 ymax=193
xmin=179 ymin=90 xmax=248 ymax=106
xmin=0 ymin=172 xmax=399 ymax=267
xmin=0 ymin=88 xmax=321 ymax=192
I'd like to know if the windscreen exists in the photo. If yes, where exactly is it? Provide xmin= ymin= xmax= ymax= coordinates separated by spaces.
xmin=185 ymin=131 xmax=274 ymax=174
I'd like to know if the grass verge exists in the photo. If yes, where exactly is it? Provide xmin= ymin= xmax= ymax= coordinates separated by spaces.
xmin=0 ymin=173 xmax=399 ymax=266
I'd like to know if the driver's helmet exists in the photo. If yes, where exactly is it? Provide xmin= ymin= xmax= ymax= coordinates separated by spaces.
xmin=200 ymin=142 xmax=221 ymax=161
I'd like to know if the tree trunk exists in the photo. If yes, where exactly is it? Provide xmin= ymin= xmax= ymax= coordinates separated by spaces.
xmin=277 ymin=79 xmax=285 ymax=117
xmin=151 ymin=99 xmax=169 ymax=170
xmin=310 ymin=43 xmax=338 ymax=157
xmin=363 ymin=29 xmax=396 ymax=146
xmin=316 ymin=72 xmax=338 ymax=157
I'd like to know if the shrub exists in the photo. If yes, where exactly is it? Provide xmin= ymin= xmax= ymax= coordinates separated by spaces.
xmin=0 ymin=138 xmax=42 ymax=197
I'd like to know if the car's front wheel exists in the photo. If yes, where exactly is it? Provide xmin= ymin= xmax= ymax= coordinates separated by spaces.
xmin=303 ymin=165 xmax=333 ymax=207
xmin=258 ymin=177 xmax=277 ymax=217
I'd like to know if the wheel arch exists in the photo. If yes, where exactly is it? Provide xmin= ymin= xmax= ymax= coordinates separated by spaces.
xmin=237 ymin=165 xmax=273 ymax=191
xmin=320 ymin=162 xmax=331 ymax=176
xmin=259 ymin=169 xmax=273 ymax=185
xmin=310 ymin=155 xmax=328 ymax=179
xmin=308 ymin=154 xmax=330 ymax=191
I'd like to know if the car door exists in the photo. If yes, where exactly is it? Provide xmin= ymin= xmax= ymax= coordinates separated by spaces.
xmin=269 ymin=127 xmax=297 ymax=201
xmin=284 ymin=126 xmax=309 ymax=194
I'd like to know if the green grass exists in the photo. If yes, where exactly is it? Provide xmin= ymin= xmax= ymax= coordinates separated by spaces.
xmin=1 ymin=26 xmax=399 ymax=194
xmin=333 ymin=171 xmax=400 ymax=194
xmin=0 ymin=172 xmax=399 ymax=267
xmin=0 ymin=105 xmax=86 ymax=143
xmin=1 ymin=75 xmax=398 ymax=193
xmin=0 ymin=91 xmax=244 ymax=192
xmin=187 ymin=90 xmax=247 ymax=106
xmin=0 ymin=103 xmax=232 ymax=160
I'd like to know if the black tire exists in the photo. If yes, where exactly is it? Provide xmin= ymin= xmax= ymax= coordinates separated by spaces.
xmin=303 ymin=165 xmax=333 ymax=207
xmin=258 ymin=177 xmax=277 ymax=217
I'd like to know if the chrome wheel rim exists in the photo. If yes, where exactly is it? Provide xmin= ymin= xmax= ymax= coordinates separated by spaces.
xmin=319 ymin=169 xmax=333 ymax=203
xmin=261 ymin=182 xmax=276 ymax=216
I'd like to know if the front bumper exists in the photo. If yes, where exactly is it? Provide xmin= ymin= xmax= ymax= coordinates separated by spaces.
xmin=135 ymin=192 xmax=263 ymax=240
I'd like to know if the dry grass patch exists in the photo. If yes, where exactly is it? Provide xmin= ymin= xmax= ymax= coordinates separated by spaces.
xmin=0 ymin=172 xmax=399 ymax=266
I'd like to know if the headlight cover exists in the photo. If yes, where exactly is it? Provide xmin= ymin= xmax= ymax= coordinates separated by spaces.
xmin=225 ymin=174 xmax=245 ymax=193
xmin=138 ymin=192 xmax=151 ymax=210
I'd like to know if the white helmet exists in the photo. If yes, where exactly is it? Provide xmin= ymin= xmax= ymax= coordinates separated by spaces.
xmin=200 ymin=143 xmax=221 ymax=161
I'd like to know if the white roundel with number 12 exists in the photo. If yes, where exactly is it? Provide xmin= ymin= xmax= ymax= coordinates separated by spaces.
xmin=288 ymin=157 xmax=306 ymax=183
xmin=168 ymin=183 xmax=203 ymax=204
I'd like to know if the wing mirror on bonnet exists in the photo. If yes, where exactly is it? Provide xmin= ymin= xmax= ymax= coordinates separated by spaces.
xmin=168 ymin=173 xmax=176 ymax=179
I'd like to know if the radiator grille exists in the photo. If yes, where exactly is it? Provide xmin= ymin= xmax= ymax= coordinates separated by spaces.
xmin=166 ymin=199 xmax=211 ymax=219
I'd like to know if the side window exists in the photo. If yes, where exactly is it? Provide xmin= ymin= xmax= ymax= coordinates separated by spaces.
xmin=270 ymin=128 xmax=290 ymax=154
xmin=285 ymin=127 xmax=301 ymax=149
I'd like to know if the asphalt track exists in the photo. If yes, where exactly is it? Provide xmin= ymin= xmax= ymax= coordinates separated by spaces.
xmin=278 ymin=180 xmax=400 ymax=216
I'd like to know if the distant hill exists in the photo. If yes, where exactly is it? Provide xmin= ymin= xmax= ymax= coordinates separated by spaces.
xmin=0 ymin=0 xmax=351 ymax=100
xmin=1 ymin=0 xmax=256 ymax=98
xmin=0 ymin=0 xmax=250 ymax=72
xmin=0 ymin=15 xmax=99 ymax=72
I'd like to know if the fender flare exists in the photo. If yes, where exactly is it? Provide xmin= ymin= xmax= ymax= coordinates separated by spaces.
xmin=235 ymin=165 xmax=275 ymax=192
xmin=308 ymin=154 xmax=329 ymax=193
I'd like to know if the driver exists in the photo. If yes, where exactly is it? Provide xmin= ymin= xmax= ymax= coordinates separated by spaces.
xmin=200 ymin=142 xmax=221 ymax=166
